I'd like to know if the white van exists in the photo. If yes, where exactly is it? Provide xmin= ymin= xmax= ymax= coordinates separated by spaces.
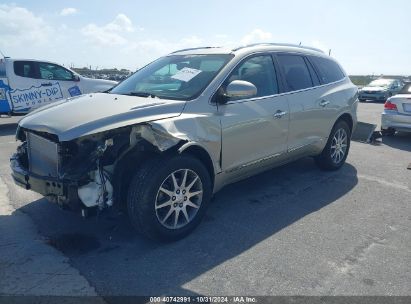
xmin=0 ymin=57 xmax=117 ymax=115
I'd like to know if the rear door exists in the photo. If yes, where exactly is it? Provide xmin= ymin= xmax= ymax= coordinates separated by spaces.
xmin=7 ymin=60 xmax=46 ymax=113
xmin=276 ymin=53 xmax=328 ymax=154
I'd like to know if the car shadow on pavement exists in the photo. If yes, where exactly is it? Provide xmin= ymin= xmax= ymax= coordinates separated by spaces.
xmin=0 ymin=124 xmax=18 ymax=137
xmin=6 ymin=158 xmax=358 ymax=297
xmin=381 ymin=132 xmax=411 ymax=153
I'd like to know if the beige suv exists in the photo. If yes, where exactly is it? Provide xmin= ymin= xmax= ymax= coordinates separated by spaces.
xmin=11 ymin=43 xmax=358 ymax=241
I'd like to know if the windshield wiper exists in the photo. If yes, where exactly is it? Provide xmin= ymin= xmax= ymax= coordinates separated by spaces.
xmin=125 ymin=91 xmax=158 ymax=98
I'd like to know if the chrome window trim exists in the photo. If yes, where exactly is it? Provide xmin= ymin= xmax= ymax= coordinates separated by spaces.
xmin=223 ymin=77 xmax=347 ymax=105
xmin=209 ymin=50 xmax=347 ymax=106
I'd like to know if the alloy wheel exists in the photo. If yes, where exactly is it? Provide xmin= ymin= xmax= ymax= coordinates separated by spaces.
xmin=330 ymin=128 xmax=348 ymax=164
xmin=155 ymin=169 xmax=203 ymax=229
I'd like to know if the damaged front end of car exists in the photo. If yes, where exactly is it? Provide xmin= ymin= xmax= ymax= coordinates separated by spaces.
xmin=10 ymin=122 xmax=194 ymax=215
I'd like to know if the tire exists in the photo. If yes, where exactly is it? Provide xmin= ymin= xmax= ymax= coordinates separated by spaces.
xmin=315 ymin=120 xmax=351 ymax=171
xmin=127 ymin=154 xmax=212 ymax=241
xmin=359 ymin=98 xmax=366 ymax=102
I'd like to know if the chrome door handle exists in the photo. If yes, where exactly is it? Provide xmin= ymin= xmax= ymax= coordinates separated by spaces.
xmin=41 ymin=83 xmax=52 ymax=86
xmin=273 ymin=110 xmax=287 ymax=118
xmin=319 ymin=100 xmax=330 ymax=107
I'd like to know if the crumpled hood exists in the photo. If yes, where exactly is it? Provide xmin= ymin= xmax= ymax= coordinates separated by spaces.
xmin=18 ymin=93 xmax=186 ymax=141
xmin=361 ymin=86 xmax=388 ymax=92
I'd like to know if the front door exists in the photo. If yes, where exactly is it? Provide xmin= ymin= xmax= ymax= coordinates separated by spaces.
xmin=218 ymin=55 xmax=289 ymax=176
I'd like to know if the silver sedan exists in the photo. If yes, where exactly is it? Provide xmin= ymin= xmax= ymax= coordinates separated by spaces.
xmin=381 ymin=83 xmax=411 ymax=134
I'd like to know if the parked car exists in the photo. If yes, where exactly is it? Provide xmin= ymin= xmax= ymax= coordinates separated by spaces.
xmin=358 ymin=78 xmax=404 ymax=102
xmin=381 ymin=82 xmax=411 ymax=134
xmin=0 ymin=58 xmax=117 ymax=115
xmin=11 ymin=43 xmax=358 ymax=241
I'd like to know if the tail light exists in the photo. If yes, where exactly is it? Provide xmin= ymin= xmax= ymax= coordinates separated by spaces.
xmin=384 ymin=100 xmax=397 ymax=110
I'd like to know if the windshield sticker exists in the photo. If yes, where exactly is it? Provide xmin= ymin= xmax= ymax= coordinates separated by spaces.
xmin=9 ymin=82 xmax=63 ymax=111
xmin=171 ymin=67 xmax=202 ymax=82
xmin=68 ymin=85 xmax=82 ymax=97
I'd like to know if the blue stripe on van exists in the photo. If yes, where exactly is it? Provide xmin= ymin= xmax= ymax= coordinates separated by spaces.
xmin=0 ymin=79 xmax=11 ymax=114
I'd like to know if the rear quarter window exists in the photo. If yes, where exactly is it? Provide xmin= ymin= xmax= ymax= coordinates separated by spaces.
xmin=13 ymin=61 xmax=37 ymax=78
xmin=310 ymin=56 xmax=345 ymax=84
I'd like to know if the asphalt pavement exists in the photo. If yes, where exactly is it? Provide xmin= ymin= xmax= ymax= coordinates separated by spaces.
xmin=0 ymin=102 xmax=410 ymax=298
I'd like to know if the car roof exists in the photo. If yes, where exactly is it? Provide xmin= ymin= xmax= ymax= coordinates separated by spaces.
xmin=169 ymin=43 xmax=327 ymax=57
xmin=4 ymin=58 xmax=77 ymax=72
xmin=371 ymin=78 xmax=396 ymax=82
xmin=5 ymin=58 xmax=63 ymax=64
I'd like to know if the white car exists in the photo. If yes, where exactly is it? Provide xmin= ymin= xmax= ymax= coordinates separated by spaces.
xmin=381 ymin=83 xmax=411 ymax=134
xmin=0 ymin=58 xmax=117 ymax=115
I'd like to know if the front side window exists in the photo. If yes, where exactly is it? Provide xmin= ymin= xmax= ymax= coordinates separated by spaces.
xmin=277 ymin=55 xmax=313 ymax=92
xmin=14 ymin=61 xmax=37 ymax=78
xmin=224 ymin=55 xmax=279 ymax=101
xmin=38 ymin=63 xmax=74 ymax=81
xmin=310 ymin=56 xmax=345 ymax=84
xmin=110 ymin=54 xmax=233 ymax=100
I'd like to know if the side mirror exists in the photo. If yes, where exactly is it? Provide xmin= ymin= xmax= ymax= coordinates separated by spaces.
xmin=224 ymin=80 xmax=257 ymax=100
xmin=73 ymin=74 xmax=80 ymax=82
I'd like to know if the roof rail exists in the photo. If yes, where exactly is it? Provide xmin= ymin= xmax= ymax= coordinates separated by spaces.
xmin=170 ymin=46 xmax=222 ymax=54
xmin=232 ymin=43 xmax=324 ymax=53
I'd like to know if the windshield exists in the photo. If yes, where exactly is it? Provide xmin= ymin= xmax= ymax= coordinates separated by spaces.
xmin=110 ymin=54 xmax=233 ymax=100
xmin=368 ymin=79 xmax=393 ymax=87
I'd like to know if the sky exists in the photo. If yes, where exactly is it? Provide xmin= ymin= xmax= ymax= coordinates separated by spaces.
xmin=0 ymin=0 xmax=410 ymax=75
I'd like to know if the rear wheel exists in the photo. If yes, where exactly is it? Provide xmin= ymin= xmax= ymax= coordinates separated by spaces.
xmin=315 ymin=120 xmax=351 ymax=171
xmin=127 ymin=154 xmax=212 ymax=241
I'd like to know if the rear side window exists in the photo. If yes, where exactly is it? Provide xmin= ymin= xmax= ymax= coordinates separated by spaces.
xmin=14 ymin=61 xmax=37 ymax=78
xmin=310 ymin=56 xmax=345 ymax=84
xmin=277 ymin=55 xmax=313 ymax=92
xmin=304 ymin=58 xmax=321 ymax=86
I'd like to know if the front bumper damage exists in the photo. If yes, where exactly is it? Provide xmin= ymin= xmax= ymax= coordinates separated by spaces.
xmin=10 ymin=116 xmax=220 ymax=213
xmin=10 ymin=154 xmax=82 ymax=209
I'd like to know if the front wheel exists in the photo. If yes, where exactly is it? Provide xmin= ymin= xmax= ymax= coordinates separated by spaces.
xmin=127 ymin=154 xmax=212 ymax=241
xmin=315 ymin=120 xmax=351 ymax=171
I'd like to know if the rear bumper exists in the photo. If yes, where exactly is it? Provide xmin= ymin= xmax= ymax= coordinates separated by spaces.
xmin=381 ymin=110 xmax=411 ymax=132
xmin=10 ymin=154 xmax=82 ymax=209
xmin=359 ymin=93 xmax=388 ymax=101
